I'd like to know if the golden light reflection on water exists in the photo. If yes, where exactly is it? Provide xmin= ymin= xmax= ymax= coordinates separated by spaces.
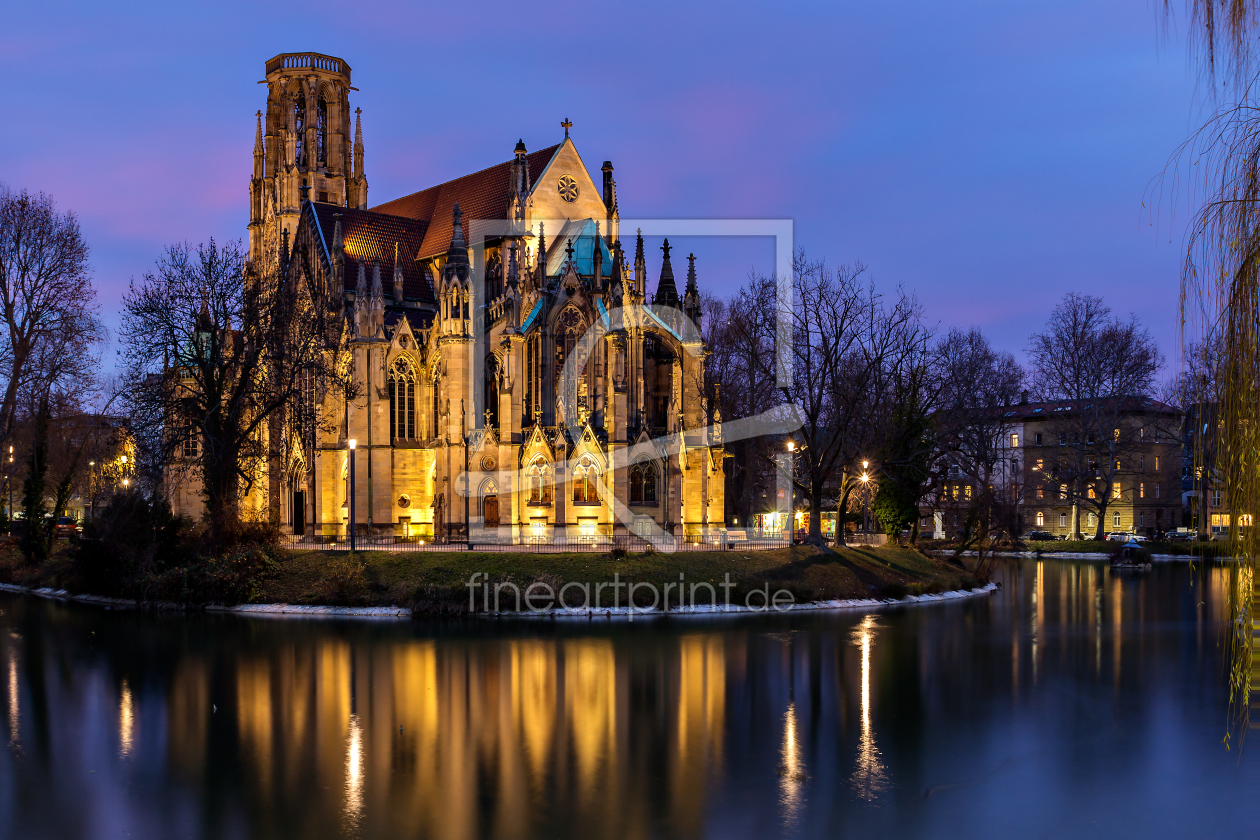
xmin=345 ymin=713 xmax=364 ymax=829
xmin=119 ymin=679 xmax=134 ymax=758
xmin=779 ymin=701 xmax=804 ymax=820
xmin=6 ymin=648 xmax=18 ymax=751
xmin=851 ymin=614 xmax=887 ymax=801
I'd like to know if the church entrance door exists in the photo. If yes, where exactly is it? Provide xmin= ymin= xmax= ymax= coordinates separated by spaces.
xmin=292 ymin=491 xmax=306 ymax=536
xmin=483 ymin=495 xmax=499 ymax=528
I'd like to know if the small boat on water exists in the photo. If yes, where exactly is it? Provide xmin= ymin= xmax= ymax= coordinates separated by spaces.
xmin=1111 ymin=540 xmax=1152 ymax=570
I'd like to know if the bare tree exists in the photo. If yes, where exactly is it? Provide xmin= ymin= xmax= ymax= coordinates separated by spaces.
xmin=0 ymin=185 xmax=104 ymax=452
xmin=120 ymin=240 xmax=349 ymax=548
xmin=1027 ymin=293 xmax=1166 ymax=539
xmin=932 ymin=328 xmax=1025 ymax=572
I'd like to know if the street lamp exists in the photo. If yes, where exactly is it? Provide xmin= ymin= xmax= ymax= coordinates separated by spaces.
xmin=88 ymin=462 xmax=95 ymax=519
xmin=348 ymin=439 xmax=357 ymax=552
xmin=861 ymin=461 xmax=871 ymax=536
xmin=6 ymin=445 xmax=11 ymax=527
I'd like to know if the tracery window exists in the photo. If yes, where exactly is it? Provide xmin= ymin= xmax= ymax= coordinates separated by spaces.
xmin=526 ymin=458 xmax=552 ymax=505
xmin=316 ymin=92 xmax=328 ymax=165
xmin=430 ymin=371 xmax=441 ymax=439
xmin=573 ymin=456 xmax=599 ymax=504
xmin=293 ymin=92 xmax=306 ymax=167
xmin=389 ymin=358 xmax=417 ymax=440
xmin=484 ymin=355 xmax=499 ymax=428
xmin=629 ymin=460 xmax=658 ymax=505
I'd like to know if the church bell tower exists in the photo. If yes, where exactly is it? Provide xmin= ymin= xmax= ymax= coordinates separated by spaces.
xmin=249 ymin=52 xmax=367 ymax=263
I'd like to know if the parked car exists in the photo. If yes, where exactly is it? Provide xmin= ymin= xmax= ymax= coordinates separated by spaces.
xmin=53 ymin=517 xmax=80 ymax=539
xmin=1106 ymin=531 xmax=1145 ymax=543
xmin=1165 ymin=529 xmax=1195 ymax=541
xmin=1021 ymin=530 xmax=1056 ymax=542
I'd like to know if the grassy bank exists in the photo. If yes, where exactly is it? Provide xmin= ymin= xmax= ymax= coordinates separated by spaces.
xmin=0 ymin=541 xmax=981 ymax=616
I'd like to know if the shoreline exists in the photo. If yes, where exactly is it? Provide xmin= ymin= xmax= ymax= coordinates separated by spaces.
xmin=933 ymin=550 xmax=1239 ymax=563
xmin=0 ymin=580 xmax=997 ymax=621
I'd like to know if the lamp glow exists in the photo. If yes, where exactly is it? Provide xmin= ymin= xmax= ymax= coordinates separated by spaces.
xmin=348 ymin=439 xmax=357 ymax=450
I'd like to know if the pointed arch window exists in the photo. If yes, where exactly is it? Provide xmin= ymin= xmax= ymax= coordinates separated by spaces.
xmin=573 ymin=456 xmax=600 ymax=504
xmin=484 ymin=354 xmax=499 ymax=429
xmin=527 ymin=457 xmax=552 ymax=505
xmin=293 ymin=92 xmax=307 ymax=167
xmin=430 ymin=371 xmax=441 ymax=440
xmin=629 ymin=460 xmax=658 ymax=505
xmin=389 ymin=357 xmax=417 ymax=440
xmin=316 ymin=92 xmax=328 ymax=165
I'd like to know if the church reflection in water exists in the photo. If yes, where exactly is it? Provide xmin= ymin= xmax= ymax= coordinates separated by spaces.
xmin=0 ymin=560 xmax=1249 ymax=840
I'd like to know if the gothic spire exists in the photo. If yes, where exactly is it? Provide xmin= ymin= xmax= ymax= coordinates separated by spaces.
xmin=353 ymin=108 xmax=365 ymax=180
xmin=634 ymin=229 xmax=646 ymax=295
xmin=445 ymin=203 xmax=469 ymax=279
xmin=592 ymin=222 xmax=603 ymax=288
xmin=684 ymin=252 xmax=701 ymax=324
xmin=536 ymin=221 xmax=547 ymax=284
xmin=654 ymin=239 xmax=679 ymax=307
xmin=393 ymin=242 xmax=405 ymax=303
xmin=253 ymin=110 xmax=264 ymax=180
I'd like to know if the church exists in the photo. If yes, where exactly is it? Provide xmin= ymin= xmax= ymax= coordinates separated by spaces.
xmin=189 ymin=52 xmax=726 ymax=543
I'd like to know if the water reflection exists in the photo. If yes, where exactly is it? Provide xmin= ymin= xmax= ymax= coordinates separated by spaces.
xmin=850 ymin=614 xmax=886 ymax=801
xmin=0 ymin=560 xmax=1255 ymax=839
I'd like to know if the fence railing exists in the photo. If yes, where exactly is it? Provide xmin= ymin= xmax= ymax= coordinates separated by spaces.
xmin=282 ymin=533 xmax=793 ymax=553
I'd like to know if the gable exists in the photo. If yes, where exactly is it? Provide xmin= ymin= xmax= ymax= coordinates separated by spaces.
xmin=529 ymin=139 xmax=608 ymax=229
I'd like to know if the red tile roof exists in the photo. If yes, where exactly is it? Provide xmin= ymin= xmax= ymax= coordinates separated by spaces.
xmin=310 ymin=202 xmax=434 ymax=302
xmin=371 ymin=144 xmax=561 ymax=260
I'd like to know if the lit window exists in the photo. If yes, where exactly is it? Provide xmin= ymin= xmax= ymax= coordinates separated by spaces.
xmin=388 ymin=358 xmax=417 ymax=440
xmin=1155 ymin=456 xmax=1160 ymax=471
xmin=1036 ymin=486 xmax=1044 ymax=500
xmin=1139 ymin=482 xmax=1145 ymax=499
xmin=964 ymin=485 xmax=972 ymax=500
xmin=1059 ymin=484 xmax=1067 ymax=500
xmin=1112 ymin=482 xmax=1121 ymax=500
xmin=1034 ymin=458 xmax=1043 ymax=471
xmin=1211 ymin=514 xmax=1221 ymax=528
xmin=1114 ymin=428 xmax=1120 ymax=441
xmin=1241 ymin=514 xmax=1253 ymax=527
xmin=1011 ymin=433 xmax=1020 ymax=448
xmin=1036 ymin=511 xmax=1044 ymax=526
xmin=573 ymin=457 xmax=599 ymax=503
xmin=1140 ymin=427 xmax=1145 ymax=440
xmin=1114 ymin=459 xmax=1121 ymax=471
xmin=1087 ymin=486 xmax=1096 ymax=500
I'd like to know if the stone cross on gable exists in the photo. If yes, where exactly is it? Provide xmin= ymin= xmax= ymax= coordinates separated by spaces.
xmin=484 ymin=408 xmax=494 ymax=429
xmin=561 ymin=117 xmax=572 ymax=137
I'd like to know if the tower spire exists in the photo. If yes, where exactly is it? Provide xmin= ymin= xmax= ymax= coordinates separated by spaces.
xmin=654 ymin=239 xmax=679 ymax=307
xmin=684 ymin=252 xmax=701 ymax=325
xmin=253 ymin=111 xmax=264 ymax=179
xmin=634 ymin=229 xmax=646 ymax=296
xmin=393 ymin=242 xmax=405 ymax=303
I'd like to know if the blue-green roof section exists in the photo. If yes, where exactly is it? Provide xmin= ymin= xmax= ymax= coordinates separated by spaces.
xmin=544 ymin=219 xmax=612 ymax=278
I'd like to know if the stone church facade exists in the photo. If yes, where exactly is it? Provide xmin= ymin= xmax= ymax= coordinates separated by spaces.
xmin=178 ymin=52 xmax=726 ymax=543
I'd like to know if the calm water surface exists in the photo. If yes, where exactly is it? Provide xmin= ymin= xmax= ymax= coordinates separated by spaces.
xmin=0 ymin=559 xmax=1254 ymax=839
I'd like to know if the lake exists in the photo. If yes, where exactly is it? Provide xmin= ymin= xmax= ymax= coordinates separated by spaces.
xmin=0 ymin=559 xmax=1254 ymax=839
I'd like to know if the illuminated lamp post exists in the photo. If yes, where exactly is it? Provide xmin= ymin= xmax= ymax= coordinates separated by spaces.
xmin=861 ymin=460 xmax=871 ymax=538
xmin=6 ymin=445 xmax=12 ymax=527
xmin=348 ymin=439 xmax=357 ymax=552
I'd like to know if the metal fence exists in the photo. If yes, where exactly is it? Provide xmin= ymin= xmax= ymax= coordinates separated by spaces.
xmin=282 ymin=533 xmax=794 ymax=553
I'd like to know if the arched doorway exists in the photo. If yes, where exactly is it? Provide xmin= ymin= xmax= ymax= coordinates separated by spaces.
xmin=483 ymin=495 xmax=499 ymax=528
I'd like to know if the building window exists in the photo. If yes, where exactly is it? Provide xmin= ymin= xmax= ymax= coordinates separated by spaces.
xmin=1140 ymin=427 xmax=1145 ymax=440
xmin=1241 ymin=514 xmax=1254 ymax=527
xmin=1114 ymin=428 xmax=1120 ymax=441
xmin=388 ymin=358 xmax=417 ymax=440
xmin=431 ymin=374 xmax=441 ymax=439
xmin=1114 ymin=458 xmax=1121 ymax=471
xmin=527 ymin=458 xmax=552 ymax=505
xmin=1059 ymin=484 xmax=1067 ymax=500
xmin=1059 ymin=433 xmax=1067 ymax=446
xmin=629 ymin=460 xmax=659 ymax=505
xmin=1087 ymin=486 xmax=1096 ymax=500
xmin=1036 ymin=511 xmax=1045 ymax=526
xmin=1035 ymin=433 xmax=1043 ymax=446
xmin=1034 ymin=458 xmax=1043 ymax=471
xmin=1138 ymin=511 xmax=1146 ymax=528
xmin=1088 ymin=512 xmax=1096 ymax=527
xmin=1113 ymin=511 xmax=1121 ymax=528
xmin=183 ymin=429 xmax=199 ymax=458
xmin=1154 ymin=456 xmax=1160 ymax=471
xmin=1036 ymin=486 xmax=1044 ymax=500
xmin=1212 ymin=489 xmax=1222 ymax=507
xmin=1011 ymin=433 xmax=1020 ymax=448
xmin=316 ymin=92 xmax=328 ymax=164
xmin=1059 ymin=513 xmax=1068 ymax=527
xmin=1139 ymin=482 xmax=1145 ymax=499
xmin=1154 ymin=484 xmax=1160 ymax=499
xmin=572 ymin=457 xmax=599 ymax=504
xmin=1139 ymin=455 xmax=1145 ymax=472
xmin=293 ymin=91 xmax=306 ymax=166
xmin=964 ymin=484 xmax=972 ymax=500
xmin=1011 ymin=458 xmax=1019 ymax=473
xmin=1112 ymin=482 xmax=1121 ymax=500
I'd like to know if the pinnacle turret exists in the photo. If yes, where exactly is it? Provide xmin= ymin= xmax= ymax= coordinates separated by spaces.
xmin=654 ymin=238 xmax=679 ymax=308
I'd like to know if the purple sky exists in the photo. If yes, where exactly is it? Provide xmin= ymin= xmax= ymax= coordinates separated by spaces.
xmin=0 ymin=0 xmax=1201 ymax=368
